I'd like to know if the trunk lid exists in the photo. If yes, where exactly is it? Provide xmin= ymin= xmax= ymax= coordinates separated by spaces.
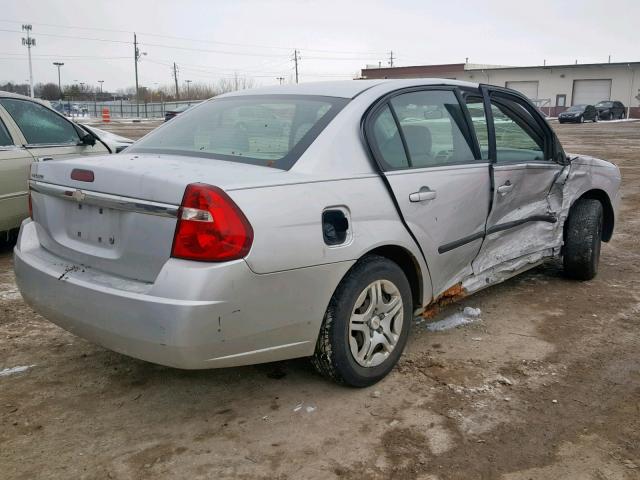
xmin=30 ymin=153 xmax=288 ymax=282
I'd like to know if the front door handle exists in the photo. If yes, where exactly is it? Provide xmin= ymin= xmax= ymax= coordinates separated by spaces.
xmin=409 ymin=187 xmax=437 ymax=203
xmin=37 ymin=156 xmax=54 ymax=162
xmin=497 ymin=181 xmax=513 ymax=195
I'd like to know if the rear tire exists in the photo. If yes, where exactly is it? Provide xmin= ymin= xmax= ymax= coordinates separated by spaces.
xmin=311 ymin=255 xmax=412 ymax=387
xmin=579 ymin=115 xmax=584 ymax=123
xmin=563 ymin=199 xmax=603 ymax=281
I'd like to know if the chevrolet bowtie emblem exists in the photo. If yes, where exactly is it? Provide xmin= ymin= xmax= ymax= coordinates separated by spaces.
xmin=71 ymin=189 xmax=86 ymax=202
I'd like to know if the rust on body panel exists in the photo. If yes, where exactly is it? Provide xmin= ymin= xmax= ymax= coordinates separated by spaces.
xmin=421 ymin=283 xmax=466 ymax=319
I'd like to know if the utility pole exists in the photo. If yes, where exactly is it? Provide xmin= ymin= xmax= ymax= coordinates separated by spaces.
xmin=276 ymin=76 xmax=285 ymax=85
xmin=173 ymin=62 xmax=180 ymax=100
xmin=388 ymin=51 xmax=394 ymax=68
xmin=134 ymin=33 xmax=140 ymax=116
xmin=293 ymin=50 xmax=300 ymax=84
xmin=53 ymin=62 xmax=64 ymax=100
xmin=22 ymin=24 xmax=35 ymax=97
xmin=185 ymin=79 xmax=192 ymax=99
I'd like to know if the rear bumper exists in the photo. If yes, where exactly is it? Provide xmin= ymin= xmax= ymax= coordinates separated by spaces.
xmin=15 ymin=220 xmax=353 ymax=369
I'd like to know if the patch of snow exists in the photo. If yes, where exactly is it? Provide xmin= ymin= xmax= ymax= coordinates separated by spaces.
xmin=426 ymin=307 xmax=482 ymax=332
xmin=0 ymin=285 xmax=21 ymax=301
xmin=0 ymin=365 xmax=35 ymax=377
xmin=598 ymin=118 xmax=639 ymax=123
xmin=463 ymin=307 xmax=481 ymax=318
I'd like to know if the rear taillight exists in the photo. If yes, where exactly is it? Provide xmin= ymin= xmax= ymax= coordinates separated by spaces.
xmin=71 ymin=169 xmax=95 ymax=182
xmin=28 ymin=192 xmax=33 ymax=219
xmin=171 ymin=183 xmax=253 ymax=262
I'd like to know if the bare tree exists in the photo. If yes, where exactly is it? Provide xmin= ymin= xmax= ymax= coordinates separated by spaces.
xmin=38 ymin=83 xmax=61 ymax=100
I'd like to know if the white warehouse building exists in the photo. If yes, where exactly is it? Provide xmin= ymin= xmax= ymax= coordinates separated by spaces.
xmin=360 ymin=61 xmax=640 ymax=117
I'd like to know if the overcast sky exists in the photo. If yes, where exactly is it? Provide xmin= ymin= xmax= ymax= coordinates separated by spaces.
xmin=2 ymin=0 xmax=639 ymax=92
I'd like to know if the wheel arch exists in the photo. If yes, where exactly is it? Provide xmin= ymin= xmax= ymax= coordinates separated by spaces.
xmin=362 ymin=244 xmax=424 ymax=310
xmin=569 ymin=189 xmax=615 ymax=242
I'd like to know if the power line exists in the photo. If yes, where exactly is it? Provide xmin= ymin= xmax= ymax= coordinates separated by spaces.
xmin=0 ymin=19 xmax=388 ymax=55
xmin=0 ymin=53 xmax=130 ymax=60
xmin=0 ymin=28 xmax=130 ymax=45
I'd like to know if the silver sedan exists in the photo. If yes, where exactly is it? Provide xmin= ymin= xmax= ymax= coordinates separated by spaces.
xmin=14 ymin=79 xmax=621 ymax=386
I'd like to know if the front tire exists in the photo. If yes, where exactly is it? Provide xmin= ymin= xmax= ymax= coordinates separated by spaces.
xmin=579 ymin=115 xmax=584 ymax=123
xmin=563 ymin=199 xmax=603 ymax=280
xmin=312 ymin=255 xmax=412 ymax=387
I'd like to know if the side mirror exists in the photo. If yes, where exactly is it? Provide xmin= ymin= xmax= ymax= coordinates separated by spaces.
xmin=80 ymin=132 xmax=96 ymax=146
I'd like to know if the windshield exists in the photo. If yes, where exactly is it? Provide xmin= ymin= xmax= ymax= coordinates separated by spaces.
xmin=567 ymin=105 xmax=585 ymax=112
xmin=596 ymin=101 xmax=613 ymax=107
xmin=130 ymin=94 xmax=348 ymax=169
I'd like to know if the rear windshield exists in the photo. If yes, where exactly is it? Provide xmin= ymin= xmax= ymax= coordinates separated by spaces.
xmin=129 ymin=94 xmax=348 ymax=169
xmin=596 ymin=101 xmax=613 ymax=107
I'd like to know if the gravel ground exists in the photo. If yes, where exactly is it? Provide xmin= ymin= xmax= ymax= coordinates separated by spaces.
xmin=0 ymin=120 xmax=639 ymax=480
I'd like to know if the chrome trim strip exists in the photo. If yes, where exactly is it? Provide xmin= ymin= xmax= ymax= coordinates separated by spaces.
xmin=0 ymin=190 xmax=28 ymax=200
xmin=29 ymin=181 xmax=179 ymax=218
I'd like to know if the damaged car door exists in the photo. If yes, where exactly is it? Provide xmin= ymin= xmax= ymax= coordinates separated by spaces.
xmin=472 ymin=88 xmax=566 ymax=275
xmin=366 ymin=87 xmax=490 ymax=295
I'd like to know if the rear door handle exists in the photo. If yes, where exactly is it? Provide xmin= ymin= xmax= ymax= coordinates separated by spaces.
xmin=409 ymin=188 xmax=437 ymax=203
xmin=497 ymin=181 xmax=513 ymax=195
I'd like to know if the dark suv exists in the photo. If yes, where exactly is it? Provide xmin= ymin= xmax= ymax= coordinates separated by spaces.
xmin=595 ymin=101 xmax=626 ymax=120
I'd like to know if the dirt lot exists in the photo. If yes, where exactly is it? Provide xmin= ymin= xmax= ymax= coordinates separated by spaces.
xmin=1 ymin=120 xmax=639 ymax=480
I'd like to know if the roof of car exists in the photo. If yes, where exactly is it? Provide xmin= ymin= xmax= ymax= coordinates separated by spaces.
xmin=220 ymin=78 xmax=481 ymax=99
xmin=0 ymin=90 xmax=53 ymax=108
xmin=0 ymin=90 xmax=35 ymax=100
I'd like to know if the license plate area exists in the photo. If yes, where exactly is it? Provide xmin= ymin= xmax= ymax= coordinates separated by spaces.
xmin=65 ymin=202 xmax=121 ymax=248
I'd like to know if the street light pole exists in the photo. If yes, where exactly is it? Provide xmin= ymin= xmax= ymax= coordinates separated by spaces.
xmin=53 ymin=62 xmax=64 ymax=100
xmin=98 ymin=80 xmax=104 ymax=93
xmin=185 ymin=79 xmax=192 ymax=99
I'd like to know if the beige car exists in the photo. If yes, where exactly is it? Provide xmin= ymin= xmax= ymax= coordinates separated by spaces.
xmin=0 ymin=91 xmax=109 ymax=241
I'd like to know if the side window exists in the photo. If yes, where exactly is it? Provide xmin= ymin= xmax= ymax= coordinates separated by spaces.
xmin=0 ymin=99 xmax=79 ymax=145
xmin=464 ymin=96 xmax=489 ymax=160
xmin=489 ymin=97 xmax=545 ymax=163
xmin=0 ymin=119 xmax=13 ymax=146
xmin=369 ymin=104 xmax=409 ymax=170
xmin=390 ymin=90 xmax=475 ymax=167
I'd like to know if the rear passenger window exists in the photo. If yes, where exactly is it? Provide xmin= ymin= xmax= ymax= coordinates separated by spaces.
xmin=465 ymin=97 xmax=489 ymax=160
xmin=0 ymin=119 xmax=13 ymax=146
xmin=0 ymin=98 xmax=79 ymax=145
xmin=490 ymin=98 xmax=545 ymax=163
xmin=369 ymin=104 xmax=409 ymax=170
xmin=390 ymin=90 xmax=475 ymax=167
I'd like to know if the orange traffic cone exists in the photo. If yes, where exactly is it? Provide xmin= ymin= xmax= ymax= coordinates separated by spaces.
xmin=102 ymin=107 xmax=111 ymax=123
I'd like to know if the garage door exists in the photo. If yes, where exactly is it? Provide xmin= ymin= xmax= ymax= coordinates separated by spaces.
xmin=572 ymin=79 xmax=611 ymax=105
xmin=505 ymin=81 xmax=539 ymax=100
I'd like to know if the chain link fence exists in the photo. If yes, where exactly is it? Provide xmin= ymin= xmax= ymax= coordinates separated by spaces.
xmin=51 ymin=100 xmax=202 ymax=119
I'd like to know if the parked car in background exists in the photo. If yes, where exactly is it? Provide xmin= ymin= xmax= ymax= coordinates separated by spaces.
xmin=0 ymin=91 xmax=111 ymax=242
xmin=164 ymin=103 xmax=192 ymax=122
xmin=15 ymin=80 xmax=620 ymax=386
xmin=558 ymin=104 xmax=598 ymax=123
xmin=596 ymin=100 xmax=626 ymax=120
xmin=80 ymin=124 xmax=134 ymax=153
